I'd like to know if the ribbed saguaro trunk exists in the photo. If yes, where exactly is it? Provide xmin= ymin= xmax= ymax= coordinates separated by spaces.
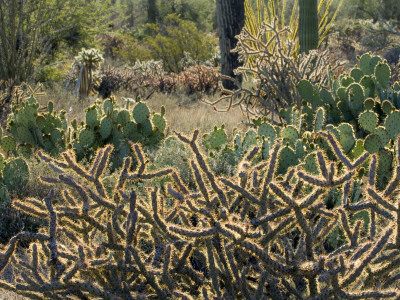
xmin=299 ymin=0 xmax=319 ymax=53
xmin=216 ymin=0 xmax=245 ymax=90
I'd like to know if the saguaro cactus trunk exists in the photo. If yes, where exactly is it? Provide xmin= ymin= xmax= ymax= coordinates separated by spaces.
xmin=299 ymin=0 xmax=319 ymax=53
xmin=216 ymin=0 xmax=245 ymax=90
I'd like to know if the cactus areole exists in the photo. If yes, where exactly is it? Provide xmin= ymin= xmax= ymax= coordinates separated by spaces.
xmin=299 ymin=0 xmax=319 ymax=53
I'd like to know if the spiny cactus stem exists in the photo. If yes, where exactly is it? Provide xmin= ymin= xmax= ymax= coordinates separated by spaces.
xmin=37 ymin=150 xmax=68 ymax=168
xmin=396 ymin=208 xmax=400 ymax=248
xmin=12 ymin=200 xmax=48 ymax=219
xmin=316 ymin=151 xmax=329 ymax=179
xmin=352 ymin=152 xmax=370 ymax=169
xmin=112 ymin=204 xmax=125 ymax=239
xmin=219 ymin=177 xmax=260 ymax=205
xmin=383 ymin=165 xmax=400 ymax=197
xmin=62 ymin=151 xmax=94 ymax=182
xmin=367 ymin=188 xmax=397 ymax=212
xmin=190 ymin=160 xmax=210 ymax=202
xmin=299 ymin=188 xmax=325 ymax=209
xmin=342 ymin=181 xmax=351 ymax=206
xmin=167 ymin=183 xmax=185 ymax=202
xmin=369 ymin=155 xmax=377 ymax=186
xmin=269 ymin=182 xmax=298 ymax=207
xmin=321 ymin=131 xmax=352 ymax=169
xmin=297 ymin=171 xmax=329 ymax=187
xmin=370 ymin=210 xmax=376 ymax=240
xmin=58 ymin=175 xmax=90 ymax=214
xmin=171 ymin=172 xmax=189 ymax=195
xmin=265 ymin=143 xmax=280 ymax=185
xmin=251 ymin=207 xmax=292 ymax=227
xmin=341 ymin=227 xmax=393 ymax=288
xmin=130 ymin=247 xmax=168 ymax=300
xmin=178 ymin=131 xmax=228 ymax=207
xmin=0 ymin=232 xmax=49 ymax=272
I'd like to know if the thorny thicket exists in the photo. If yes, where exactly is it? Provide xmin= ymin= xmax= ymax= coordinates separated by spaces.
xmin=1 ymin=129 xmax=400 ymax=298
xmin=208 ymin=21 xmax=342 ymax=122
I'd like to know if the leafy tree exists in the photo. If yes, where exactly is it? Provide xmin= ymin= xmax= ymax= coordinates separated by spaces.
xmin=0 ymin=0 xmax=112 ymax=83
xmin=144 ymin=14 xmax=217 ymax=72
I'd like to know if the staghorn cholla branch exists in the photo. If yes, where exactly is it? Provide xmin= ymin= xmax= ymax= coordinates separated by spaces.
xmin=1 ymin=133 xmax=400 ymax=298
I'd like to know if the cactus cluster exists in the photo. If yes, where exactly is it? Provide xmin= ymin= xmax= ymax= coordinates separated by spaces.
xmin=3 ymin=129 xmax=400 ymax=298
xmin=5 ymin=97 xmax=67 ymax=157
xmin=298 ymin=53 xmax=400 ymax=127
xmin=71 ymin=98 xmax=166 ymax=169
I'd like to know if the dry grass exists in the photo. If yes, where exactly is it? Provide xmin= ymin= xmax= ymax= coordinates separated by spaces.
xmin=34 ymin=87 xmax=247 ymax=136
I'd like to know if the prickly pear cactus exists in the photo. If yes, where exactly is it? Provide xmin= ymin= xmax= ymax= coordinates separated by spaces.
xmin=6 ymin=97 xmax=67 ymax=156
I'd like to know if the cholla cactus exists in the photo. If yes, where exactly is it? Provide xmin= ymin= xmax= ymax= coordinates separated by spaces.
xmin=74 ymin=48 xmax=104 ymax=98
xmin=2 ymin=129 xmax=400 ymax=298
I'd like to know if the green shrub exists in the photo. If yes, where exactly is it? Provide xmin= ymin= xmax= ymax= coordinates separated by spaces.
xmin=144 ymin=14 xmax=217 ymax=73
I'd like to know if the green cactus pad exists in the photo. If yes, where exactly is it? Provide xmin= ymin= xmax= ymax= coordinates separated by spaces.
xmin=314 ymin=107 xmax=325 ymax=131
xmin=100 ymin=117 xmax=113 ymax=140
xmin=1 ymin=136 xmax=16 ymax=153
xmin=261 ymin=140 xmax=269 ymax=159
xmin=17 ymin=145 xmax=32 ymax=159
xmin=111 ymin=128 xmax=124 ymax=147
xmin=326 ymin=125 xmax=340 ymax=140
xmin=381 ymin=100 xmax=393 ymax=115
xmin=348 ymin=139 xmax=365 ymax=160
xmin=85 ymin=107 xmax=99 ymax=128
xmin=203 ymin=126 xmax=227 ymax=150
xmin=50 ymin=129 xmax=63 ymax=145
xmin=103 ymin=99 xmax=114 ymax=115
xmin=0 ymin=183 xmax=10 ymax=204
xmin=281 ymin=126 xmax=298 ymax=143
xmin=384 ymin=111 xmax=400 ymax=140
xmin=363 ymin=98 xmax=375 ymax=110
xmin=295 ymin=140 xmax=304 ymax=158
xmin=258 ymin=123 xmax=276 ymax=145
xmin=350 ymin=68 xmax=364 ymax=82
xmin=152 ymin=114 xmax=166 ymax=133
xmin=360 ymin=76 xmax=375 ymax=98
xmin=0 ymin=154 xmax=4 ymax=171
xmin=373 ymin=126 xmax=390 ymax=147
xmin=124 ymin=122 xmax=141 ymax=142
xmin=364 ymin=134 xmax=381 ymax=153
xmin=359 ymin=53 xmax=372 ymax=75
xmin=3 ymin=158 xmax=29 ymax=191
xmin=347 ymin=83 xmax=364 ymax=113
xmin=138 ymin=119 xmax=153 ymax=136
xmin=297 ymin=80 xmax=321 ymax=108
xmin=276 ymin=146 xmax=298 ymax=175
xmin=375 ymin=62 xmax=391 ymax=89
xmin=117 ymin=110 xmax=131 ymax=127
xmin=358 ymin=111 xmax=378 ymax=132
xmin=133 ymin=102 xmax=150 ymax=124
xmin=338 ymin=123 xmax=356 ymax=153
xmin=337 ymin=87 xmax=347 ymax=100
xmin=341 ymin=76 xmax=354 ymax=87
xmin=79 ymin=129 xmax=95 ymax=148
xmin=48 ymin=101 xmax=54 ymax=114
xmin=369 ymin=56 xmax=382 ymax=74
xmin=319 ymin=89 xmax=335 ymax=105
xmin=378 ymin=149 xmax=393 ymax=172
xmin=15 ymin=106 xmax=37 ymax=127
xmin=15 ymin=125 xmax=35 ymax=145
xmin=302 ymin=152 xmax=319 ymax=175
xmin=242 ymin=129 xmax=257 ymax=152
xmin=73 ymin=141 xmax=85 ymax=161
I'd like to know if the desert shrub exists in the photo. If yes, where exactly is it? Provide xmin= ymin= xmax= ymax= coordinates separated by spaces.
xmin=98 ymin=62 xmax=220 ymax=98
xmin=143 ymin=14 xmax=217 ymax=73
